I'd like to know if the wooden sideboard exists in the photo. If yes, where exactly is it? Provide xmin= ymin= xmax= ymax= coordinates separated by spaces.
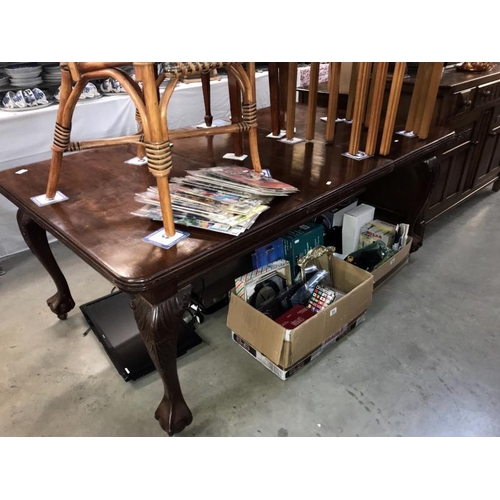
xmin=398 ymin=64 xmax=500 ymax=222
xmin=297 ymin=64 xmax=500 ymax=223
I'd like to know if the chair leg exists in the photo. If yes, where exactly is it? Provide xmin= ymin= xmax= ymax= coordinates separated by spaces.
xmin=136 ymin=63 xmax=176 ymax=237
xmin=135 ymin=109 xmax=146 ymax=158
xmin=46 ymin=68 xmax=74 ymax=198
xmin=228 ymin=71 xmax=244 ymax=157
xmin=278 ymin=63 xmax=288 ymax=131
xmin=306 ymin=62 xmax=320 ymax=141
xmin=232 ymin=64 xmax=262 ymax=173
xmin=268 ymin=62 xmax=281 ymax=136
xmin=244 ymin=62 xmax=262 ymax=173
xmin=285 ymin=62 xmax=298 ymax=140
xmin=201 ymin=71 xmax=213 ymax=127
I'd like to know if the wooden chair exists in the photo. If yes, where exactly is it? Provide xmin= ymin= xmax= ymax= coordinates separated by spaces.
xmin=45 ymin=62 xmax=262 ymax=237
xmin=269 ymin=62 xmax=444 ymax=160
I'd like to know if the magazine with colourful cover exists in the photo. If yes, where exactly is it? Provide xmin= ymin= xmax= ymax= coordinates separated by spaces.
xmin=170 ymin=176 xmax=274 ymax=203
xmin=131 ymin=205 xmax=252 ymax=236
xmin=146 ymin=184 xmax=269 ymax=215
xmin=191 ymin=166 xmax=298 ymax=193
xmin=182 ymin=172 xmax=278 ymax=197
xmin=132 ymin=166 xmax=298 ymax=236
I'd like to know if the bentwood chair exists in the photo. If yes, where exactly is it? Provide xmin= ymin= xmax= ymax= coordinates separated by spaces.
xmin=45 ymin=62 xmax=262 ymax=237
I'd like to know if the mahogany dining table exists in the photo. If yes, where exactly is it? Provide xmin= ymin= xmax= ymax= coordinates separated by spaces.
xmin=0 ymin=103 xmax=454 ymax=435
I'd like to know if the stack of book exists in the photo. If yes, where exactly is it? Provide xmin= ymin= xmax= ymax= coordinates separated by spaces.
xmin=132 ymin=166 xmax=299 ymax=236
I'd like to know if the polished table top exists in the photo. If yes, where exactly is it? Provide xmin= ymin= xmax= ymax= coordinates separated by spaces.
xmin=0 ymin=104 xmax=453 ymax=293
xmin=0 ymin=103 xmax=455 ymax=437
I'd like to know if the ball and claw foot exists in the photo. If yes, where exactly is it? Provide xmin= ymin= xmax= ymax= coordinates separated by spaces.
xmin=154 ymin=396 xmax=193 ymax=436
xmin=47 ymin=292 xmax=75 ymax=320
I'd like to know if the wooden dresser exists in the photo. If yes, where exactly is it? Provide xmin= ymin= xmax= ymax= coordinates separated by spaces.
xmin=298 ymin=64 xmax=500 ymax=222
xmin=399 ymin=64 xmax=500 ymax=222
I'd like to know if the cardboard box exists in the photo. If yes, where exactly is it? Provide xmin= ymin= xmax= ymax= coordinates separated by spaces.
xmin=371 ymin=237 xmax=412 ymax=288
xmin=281 ymin=222 xmax=324 ymax=275
xmin=232 ymin=314 xmax=366 ymax=380
xmin=342 ymin=204 xmax=375 ymax=255
xmin=227 ymin=256 xmax=373 ymax=371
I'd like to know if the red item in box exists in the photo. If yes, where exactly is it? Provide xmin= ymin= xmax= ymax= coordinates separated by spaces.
xmin=275 ymin=305 xmax=315 ymax=329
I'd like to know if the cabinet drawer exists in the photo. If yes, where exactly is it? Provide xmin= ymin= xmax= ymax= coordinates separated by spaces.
xmin=450 ymin=87 xmax=475 ymax=117
xmin=474 ymin=79 xmax=500 ymax=108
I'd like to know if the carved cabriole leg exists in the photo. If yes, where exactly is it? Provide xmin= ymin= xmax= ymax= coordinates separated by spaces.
xmin=130 ymin=286 xmax=193 ymax=436
xmin=16 ymin=209 xmax=75 ymax=319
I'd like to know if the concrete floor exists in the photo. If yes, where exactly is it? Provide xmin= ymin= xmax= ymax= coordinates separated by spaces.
xmin=1 ymin=187 xmax=499 ymax=437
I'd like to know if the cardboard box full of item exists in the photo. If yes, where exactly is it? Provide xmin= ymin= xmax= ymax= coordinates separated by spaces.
xmin=227 ymin=255 xmax=373 ymax=374
xmin=232 ymin=314 xmax=366 ymax=380
xmin=371 ymin=237 xmax=412 ymax=289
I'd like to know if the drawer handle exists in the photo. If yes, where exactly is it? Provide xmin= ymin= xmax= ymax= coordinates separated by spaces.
xmin=489 ymin=131 xmax=497 ymax=137
xmin=481 ymin=89 xmax=492 ymax=97
xmin=464 ymin=99 xmax=472 ymax=107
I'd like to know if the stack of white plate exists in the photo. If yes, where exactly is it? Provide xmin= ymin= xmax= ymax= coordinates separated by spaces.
xmin=0 ymin=72 xmax=9 ymax=87
xmin=43 ymin=65 xmax=62 ymax=85
xmin=5 ymin=63 xmax=43 ymax=88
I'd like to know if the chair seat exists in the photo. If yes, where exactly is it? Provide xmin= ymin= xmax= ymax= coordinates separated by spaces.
xmin=162 ymin=62 xmax=229 ymax=78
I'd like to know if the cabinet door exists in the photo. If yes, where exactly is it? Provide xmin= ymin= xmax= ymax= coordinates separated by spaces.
xmin=426 ymin=122 xmax=479 ymax=222
xmin=467 ymin=104 xmax=500 ymax=190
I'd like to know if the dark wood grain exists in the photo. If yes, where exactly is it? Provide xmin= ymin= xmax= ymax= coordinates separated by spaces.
xmin=16 ymin=209 xmax=75 ymax=319
xmin=131 ymin=286 xmax=193 ymax=436
xmin=0 ymin=104 xmax=454 ymax=295
xmin=0 ymin=102 xmax=454 ymax=436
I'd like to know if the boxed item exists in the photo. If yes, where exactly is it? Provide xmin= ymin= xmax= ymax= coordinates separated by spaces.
xmin=315 ymin=199 xmax=358 ymax=253
xmin=371 ymin=237 xmax=412 ymax=288
xmin=359 ymin=232 xmax=382 ymax=248
xmin=251 ymin=238 xmax=285 ymax=269
xmin=232 ymin=314 xmax=365 ymax=380
xmin=360 ymin=219 xmax=397 ymax=248
xmin=227 ymin=255 xmax=373 ymax=374
xmin=234 ymin=259 xmax=290 ymax=301
xmin=275 ymin=305 xmax=315 ymax=329
xmin=281 ymin=222 xmax=324 ymax=275
xmin=317 ymin=199 xmax=358 ymax=229
xmin=342 ymin=204 xmax=375 ymax=255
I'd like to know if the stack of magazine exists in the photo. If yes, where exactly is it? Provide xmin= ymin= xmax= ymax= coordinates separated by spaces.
xmin=132 ymin=166 xmax=299 ymax=236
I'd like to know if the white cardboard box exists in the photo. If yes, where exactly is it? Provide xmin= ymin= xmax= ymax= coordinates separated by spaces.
xmin=342 ymin=204 xmax=375 ymax=255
